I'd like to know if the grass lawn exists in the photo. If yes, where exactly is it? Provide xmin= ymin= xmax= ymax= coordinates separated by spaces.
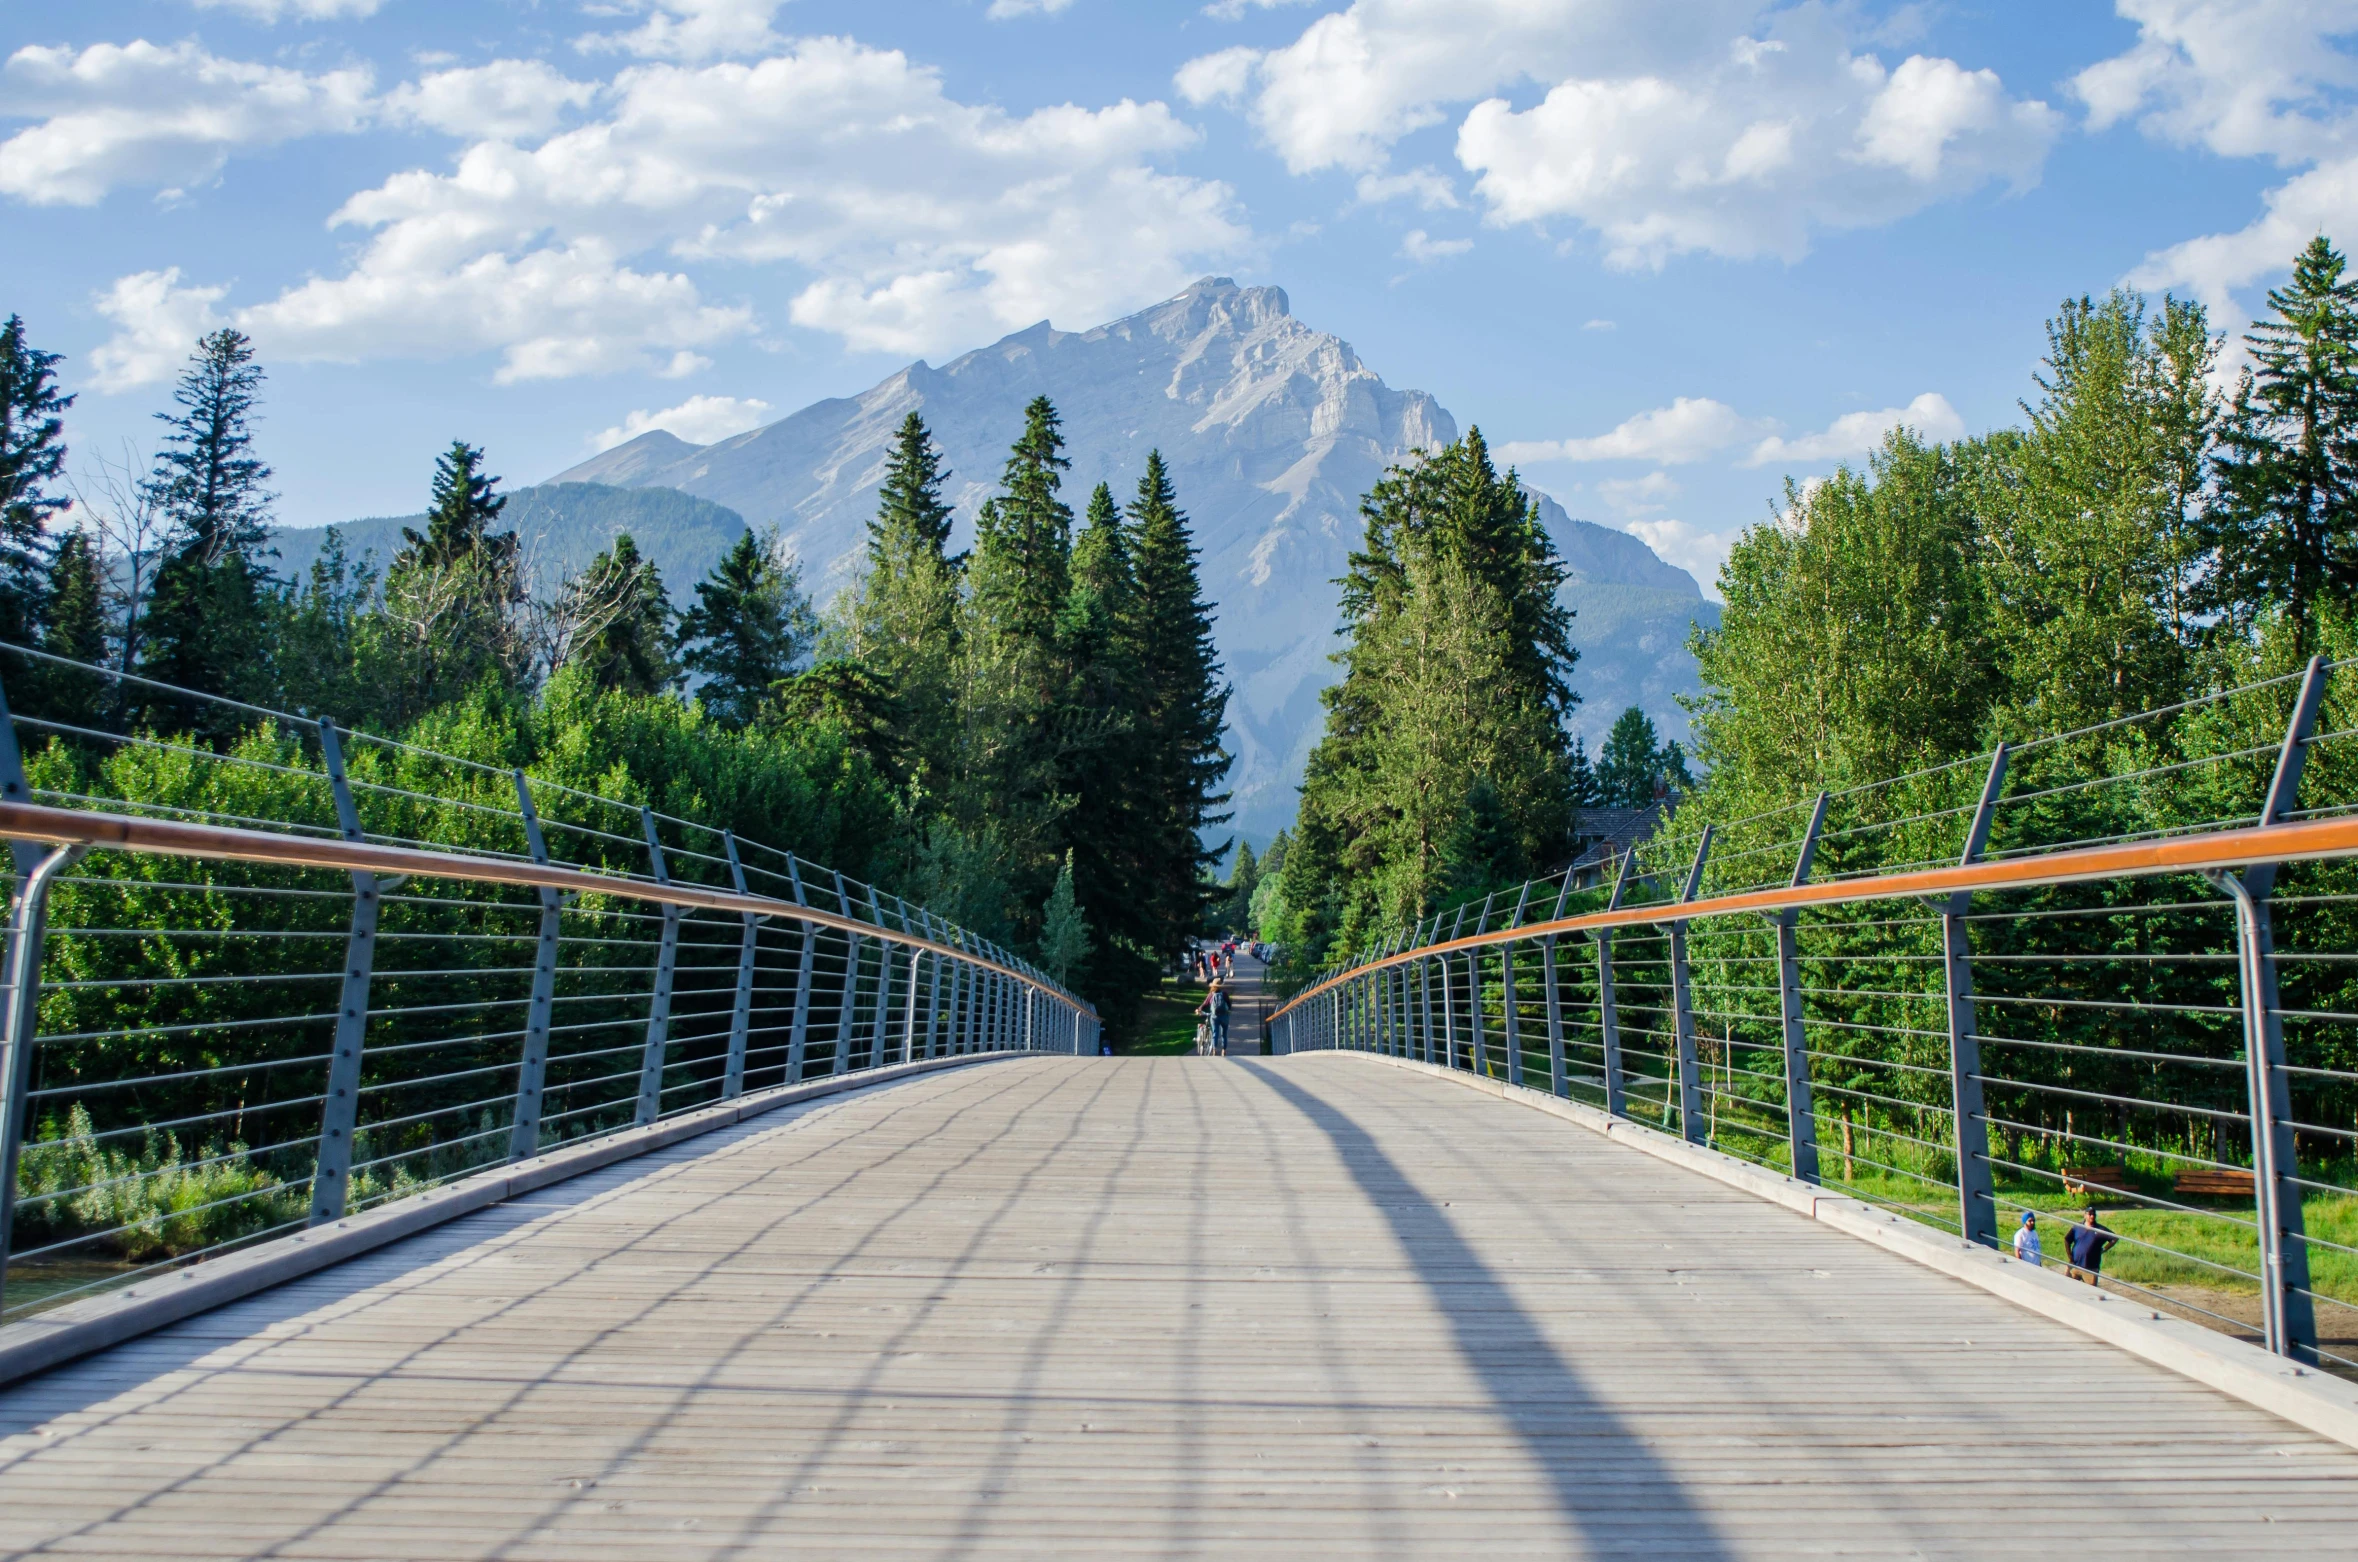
xmin=1122 ymin=980 xmax=1206 ymax=1055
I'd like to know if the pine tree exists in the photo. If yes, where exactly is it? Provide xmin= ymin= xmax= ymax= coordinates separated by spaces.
xmin=378 ymin=440 xmax=525 ymax=721
xmin=0 ymin=315 xmax=73 ymax=644
xmin=1125 ymin=449 xmax=1232 ymax=964
xmin=845 ymin=412 xmax=962 ymax=780
xmin=138 ymin=329 xmax=275 ymax=714
xmin=401 ymin=441 xmax=519 ymax=579
xmin=1595 ymin=707 xmax=1665 ymax=807
xmin=680 ymin=529 xmax=815 ymax=727
xmin=955 ymin=398 xmax=1077 ymax=925
xmin=1567 ymin=735 xmax=1602 ymax=808
xmin=2207 ymin=235 xmax=2358 ymax=637
xmin=32 ymin=529 xmax=109 ymax=719
xmin=566 ymin=533 xmax=679 ymax=697
xmin=1036 ymin=851 xmax=1092 ymax=985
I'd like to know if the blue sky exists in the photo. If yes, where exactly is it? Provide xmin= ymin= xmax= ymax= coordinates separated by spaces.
xmin=5 ymin=1 xmax=2350 ymax=592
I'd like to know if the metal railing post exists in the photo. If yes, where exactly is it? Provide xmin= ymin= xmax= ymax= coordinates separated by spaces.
xmin=309 ymin=719 xmax=379 ymax=1224
xmin=1470 ymin=895 xmax=1493 ymax=1076
xmin=1441 ymin=904 xmax=1465 ymax=1068
xmin=1946 ymin=745 xmax=2007 ymax=1250
xmin=0 ymin=840 xmax=87 ymax=1301
xmin=1544 ymin=875 xmax=1572 ymax=1098
xmin=920 ymin=912 xmax=944 ymax=1058
xmin=634 ymin=807 xmax=681 ymax=1126
xmin=722 ymin=832 xmax=759 ymax=1098
xmin=865 ymin=885 xmax=894 ymax=1070
xmin=831 ymin=872 xmax=860 ymax=1075
xmin=785 ymin=855 xmax=815 ymax=1081
xmin=896 ymin=899 xmax=922 ymax=1067
xmin=1599 ymin=848 xmax=1635 ymax=1118
xmin=1502 ymin=883 xmax=1530 ymax=1088
xmin=2215 ymin=654 xmax=2327 ymax=1361
xmin=1669 ymin=825 xmax=1714 ymax=1144
xmin=508 ymin=771 xmax=560 ymax=1162
xmin=1777 ymin=793 xmax=1829 ymax=1183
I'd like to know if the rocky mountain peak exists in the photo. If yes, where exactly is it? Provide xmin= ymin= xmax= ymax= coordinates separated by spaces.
xmin=545 ymin=279 xmax=1712 ymax=838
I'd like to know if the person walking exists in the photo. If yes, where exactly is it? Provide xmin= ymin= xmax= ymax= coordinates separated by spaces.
xmin=2064 ymin=1207 xmax=2118 ymax=1286
xmin=2012 ymin=1211 xmax=2042 ymax=1268
xmin=1196 ymin=979 xmax=1230 ymax=1057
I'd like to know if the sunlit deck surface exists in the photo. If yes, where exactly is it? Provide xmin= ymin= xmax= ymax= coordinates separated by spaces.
xmin=2 ymin=1054 xmax=2354 ymax=1559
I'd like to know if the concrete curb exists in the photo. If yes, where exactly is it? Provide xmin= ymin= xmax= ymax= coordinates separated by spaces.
xmin=1329 ymin=1049 xmax=2358 ymax=1454
xmin=0 ymin=1050 xmax=1026 ymax=1390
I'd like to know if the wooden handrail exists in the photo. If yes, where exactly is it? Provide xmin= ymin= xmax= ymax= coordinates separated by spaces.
xmin=1267 ymin=811 xmax=2358 ymax=1022
xmin=0 ymin=800 xmax=1093 ymax=1015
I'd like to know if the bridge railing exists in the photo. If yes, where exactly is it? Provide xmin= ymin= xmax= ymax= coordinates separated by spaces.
xmin=1269 ymin=655 xmax=2358 ymax=1375
xmin=0 ymin=646 xmax=1095 ymax=1323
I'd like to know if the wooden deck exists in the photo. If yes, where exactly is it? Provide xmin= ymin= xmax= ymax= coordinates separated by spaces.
xmin=2 ymin=1055 xmax=2354 ymax=1558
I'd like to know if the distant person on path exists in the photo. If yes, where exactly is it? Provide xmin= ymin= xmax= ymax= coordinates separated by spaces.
xmin=2012 ymin=1211 xmax=2042 ymax=1268
xmin=1197 ymin=980 xmax=1230 ymax=1056
xmin=2064 ymin=1208 xmax=2117 ymax=1285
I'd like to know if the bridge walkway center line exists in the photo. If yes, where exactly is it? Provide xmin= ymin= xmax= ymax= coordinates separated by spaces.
xmin=0 ymin=1055 xmax=2352 ymax=1559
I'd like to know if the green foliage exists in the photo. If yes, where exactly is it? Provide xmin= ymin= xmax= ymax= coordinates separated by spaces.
xmin=2208 ymin=235 xmax=2358 ymax=639
xmin=0 ymin=313 xmax=72 ymax=641
xmin=1593 ymin=706 xmax=1689 ymax=807
xmin=15 ymin=1105 xmax=300 ymax=1263
xmin=1037 ymin=852 xmax=1091 ymax=984
xmin=679 ymin=528 xmax=816 ymax=728
xmin=1278 ymin=429 xmax=1576 ymax=967
xmin=565 ymin=533 xmax=679 ymax=697
xmin=137 ymin=329 xmax=275 ymax=714
xmin=842 ymin=414 xmax=963 ymax=786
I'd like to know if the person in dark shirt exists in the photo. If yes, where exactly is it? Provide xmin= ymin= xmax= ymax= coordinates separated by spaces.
xmin=2064 ymin=1207 xmax=2118 ymax=1286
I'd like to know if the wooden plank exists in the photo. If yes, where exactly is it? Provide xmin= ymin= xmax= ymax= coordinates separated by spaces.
xmin=1 ymin=1055 xmax=2354 ymax=1559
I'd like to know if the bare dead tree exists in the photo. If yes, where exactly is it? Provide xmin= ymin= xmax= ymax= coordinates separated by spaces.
xmin=65 ymin=439 xmax=169 ymax=677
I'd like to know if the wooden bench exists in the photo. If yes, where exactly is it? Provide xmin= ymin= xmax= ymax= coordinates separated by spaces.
xmin=2173 ymin=1168 xmax=2256 ymax=1198
xmin=2062 ymin=1165 xmax=2132 ymax=1196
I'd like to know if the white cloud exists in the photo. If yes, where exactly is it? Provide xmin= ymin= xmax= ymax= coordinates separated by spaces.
xmin=989 ymin=0 xmax=1077 ymax=15
xmin=592 ymin=393 xmax=774 ymax=450
xmin=1743 ymin=391 xmax=1963 ymax=466
xmin=384 ymin=61 xmax=596 ymax=141
xmin=1620 ymin=516 xmax=1733 ymax=590
xmin=1595 ymin=470 xmax=1678 ymax=512
xmin=579 ymin=0 xmax=789 ymax=62
xmin=1502 ymin=397 xmax=1770 ymax=465
xmin=1581 ymin=317 xmax=1614 ymax=330
xmin=87 ymin=37 xmax=1249 ymax=382
xmin=1356 ymin=166 xmax=1458 ymax=207
xmin=1201 ymin=0 xmax=1318 ymax=18
xmin=193 ymin=0 xmax=384 ymax=18
xmin=1399 ymin=228 xmax=1471 ymax=262
xmin=0 ymin=40 xmax=373 ymax=205
xmin=2088 ymin=2 xmax=2358 ymax=318
xmin=1184 ymin=1 xmax=2058 ymax=266
xmin=2074 ymin=0 xmax=2358 ymax=165
xmin=88 ymin=268 xmax=228 ymax=392
xmin=1175 ymin=46 xmax=1259 ymax=106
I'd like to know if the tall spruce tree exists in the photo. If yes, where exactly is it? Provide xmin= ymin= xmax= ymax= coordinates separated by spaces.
xmin=34 ymin=529 xmax=109 ymax=717
xmin=680 ymin=528 xmax=815 ymax=727
xmin=0 ymin=315 xmax=73 ymax=645
xmin=1277 ymin=430 xmax=1574 ymax=956
xmin=2207 ymin=235 xmax=2358 ymax=639
xmin=1055 ymin=479 xmax=1155 ymax=1012
xmin=1126 ymin=449 xmax=1231 ymax=962
xmin=138 ymin=329 xmax=275 ymax=714
xmin=846 ymin=412 xmax=961 ymax=777
xmin=956 ymin=397 xmax=1077 ymax=927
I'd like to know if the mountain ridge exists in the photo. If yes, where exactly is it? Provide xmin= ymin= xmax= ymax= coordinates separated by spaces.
xmin=541 ymin=278 xmax=1717 ymax=836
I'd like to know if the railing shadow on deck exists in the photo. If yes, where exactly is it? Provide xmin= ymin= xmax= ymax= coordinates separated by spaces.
xmin=1243 ymin=1060 xmax=1734 ymax=1557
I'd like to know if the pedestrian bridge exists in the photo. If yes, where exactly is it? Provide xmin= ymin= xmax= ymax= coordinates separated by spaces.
xmin=3 ymin=1053 xmax=2355 ymax=1559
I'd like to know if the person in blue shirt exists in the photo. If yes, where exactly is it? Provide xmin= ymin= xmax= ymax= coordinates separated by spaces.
xmin=2064 ymin=1207 xmax=2118 ymax=1286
